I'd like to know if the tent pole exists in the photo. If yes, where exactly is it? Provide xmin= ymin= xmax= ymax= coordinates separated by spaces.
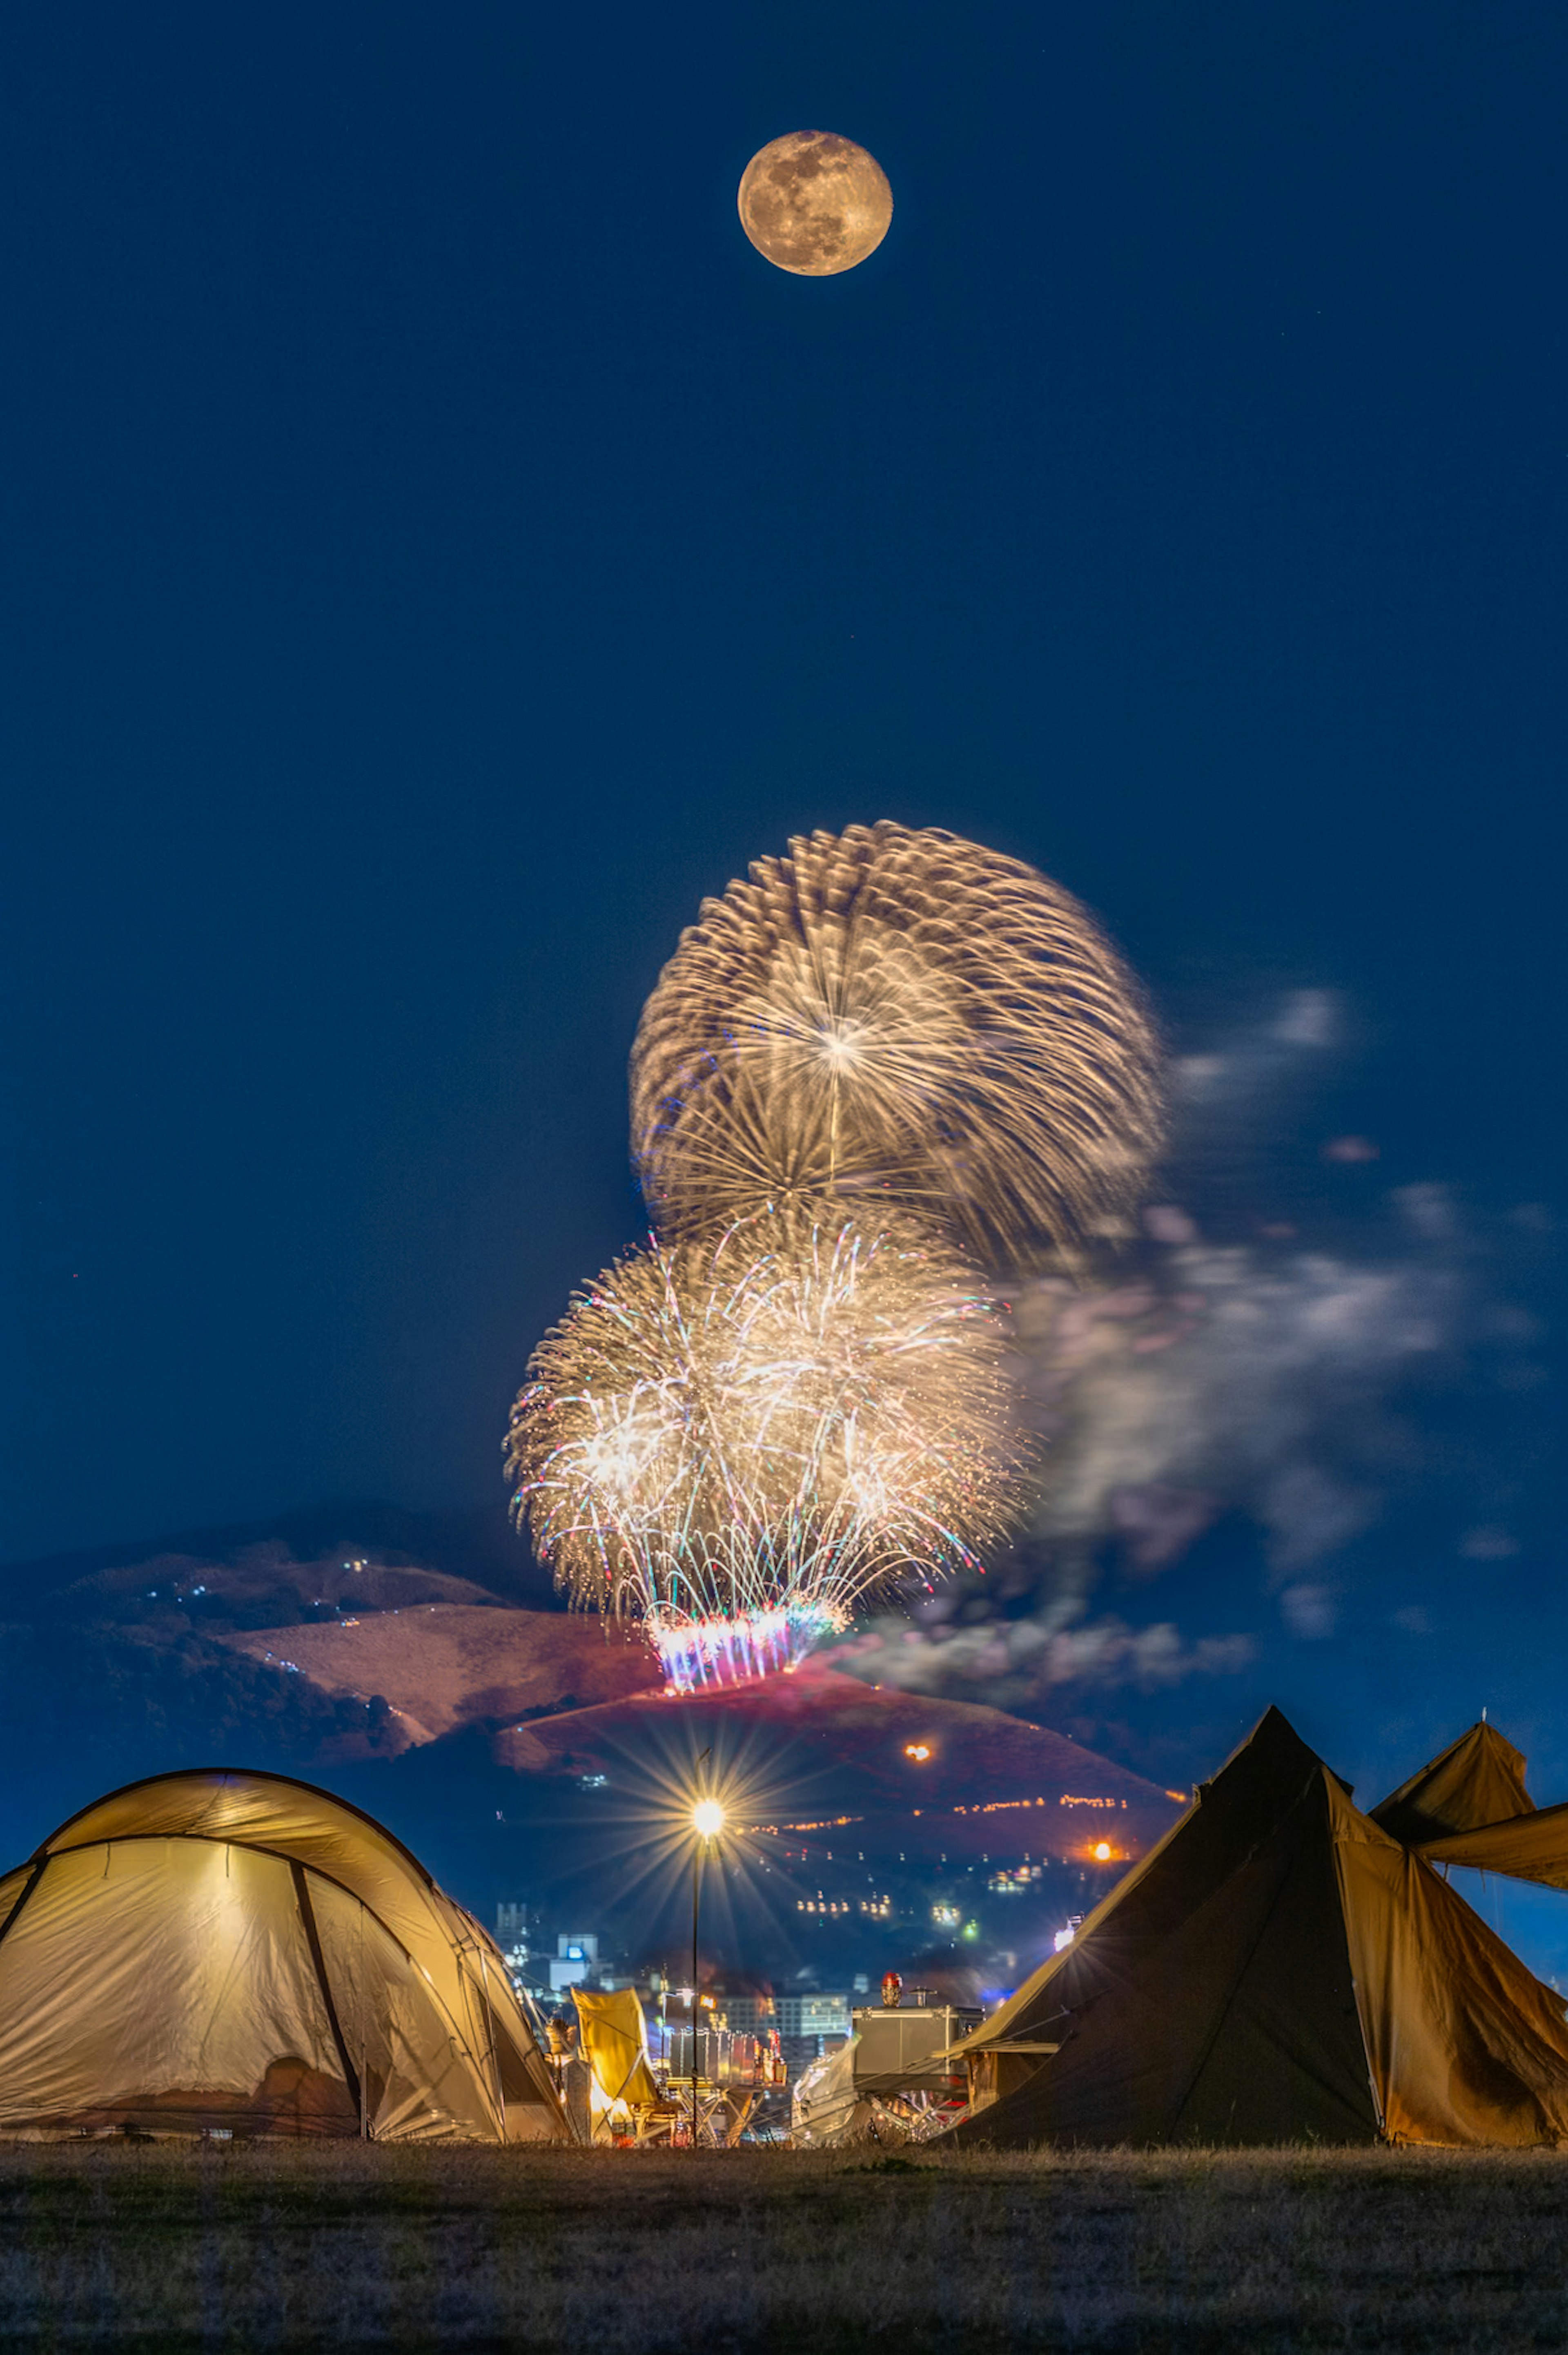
xmin=691 ymin=1834 xmax=703 ymax=2149
xmin=0 ymin=1856 xmax=49 ymax=1957
xmin=291 ymin=1862 xmax=363 ymax=2131
xmin=477 ymin=1946 xmax=509 ymax=2141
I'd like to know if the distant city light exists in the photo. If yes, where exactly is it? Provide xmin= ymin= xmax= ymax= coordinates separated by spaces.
xmin=904 ymin=1743 xmax=932 ymax=1763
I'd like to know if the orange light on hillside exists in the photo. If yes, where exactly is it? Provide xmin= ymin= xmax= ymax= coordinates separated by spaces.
xmin=904 ymin=1743 xmax=932 ymax=1763
xmin=1093 ymin=1841 xmax=1114 ymax=1862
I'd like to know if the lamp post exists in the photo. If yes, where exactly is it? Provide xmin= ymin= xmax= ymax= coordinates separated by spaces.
xmin=689 ymin=1770 xmax=725 ymax=2149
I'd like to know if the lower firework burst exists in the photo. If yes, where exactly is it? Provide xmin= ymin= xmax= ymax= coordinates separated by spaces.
xmin=506 ymin=1212 xmax=1029 ymax=1689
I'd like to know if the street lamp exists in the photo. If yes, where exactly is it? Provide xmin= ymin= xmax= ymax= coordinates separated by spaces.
xmin=688 ymin=1758 xmax=725 ymax=2148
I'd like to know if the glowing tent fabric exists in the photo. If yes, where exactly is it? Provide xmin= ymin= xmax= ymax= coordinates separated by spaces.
xmin=0 ymin=1769 xmax=570 ymax=2143
xmin=1371 ymin=1721 xmax=1535 ymax=1844
xmin=945 ymin=1708 xmax=1568 ymax=2148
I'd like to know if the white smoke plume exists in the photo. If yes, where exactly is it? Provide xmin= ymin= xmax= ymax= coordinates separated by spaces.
xmin=833 ymin=992 xmax=1552 ymax=1711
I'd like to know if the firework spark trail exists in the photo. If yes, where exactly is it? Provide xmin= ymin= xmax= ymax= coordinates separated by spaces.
xmin=630 ymin=821 xmax=1164 ymax=1274
xmin=506 ymin=1213 xmax=1030 ymax=1685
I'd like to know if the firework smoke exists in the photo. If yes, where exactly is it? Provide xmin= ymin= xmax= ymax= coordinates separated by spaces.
xmin=833 ymin=981 xmax=1556 ymax=1727
xmin=506 ymin=1213 xmax=1029 ymax=1686
xmin=630 ymin=822 xmax=1163 ymax=1273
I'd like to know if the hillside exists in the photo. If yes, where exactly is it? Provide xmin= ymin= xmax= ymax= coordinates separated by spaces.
xmin=493 ymin=1657 xmax=1181 ymax=1858
xmin=210 ymin=1605 xmax=660 ymax=1746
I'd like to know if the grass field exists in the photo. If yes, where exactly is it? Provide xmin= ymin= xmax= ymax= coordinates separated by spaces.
xmin=2 ymin=2139 xmax=1567 ymax=2352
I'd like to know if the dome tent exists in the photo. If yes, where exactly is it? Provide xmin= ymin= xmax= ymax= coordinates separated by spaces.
xmin=0 ymin=1768 xmax=570 ymax=2142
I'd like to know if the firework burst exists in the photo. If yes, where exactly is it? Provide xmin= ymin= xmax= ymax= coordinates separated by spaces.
xmin=630 ymin=821 xmax=1164 ymax=1273
xmin=506 ymin=1213 xmax=1029 ymax=1686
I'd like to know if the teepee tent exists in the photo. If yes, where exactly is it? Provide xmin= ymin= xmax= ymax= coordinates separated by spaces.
xmin=1369 ymin=1717 xmax=1568 ymax=1897
xmin=1371 ymin=1719 xmax=1535 ymax=1844
xmin=0 ymin=1768 xmax=570 ymax=2143
xmin=945 ymin=1708 xmax=1568 ymax=2148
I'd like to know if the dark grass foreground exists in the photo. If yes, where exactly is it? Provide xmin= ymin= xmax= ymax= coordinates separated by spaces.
xmin=3 ymin=2141 xmax=1568 ymax=2353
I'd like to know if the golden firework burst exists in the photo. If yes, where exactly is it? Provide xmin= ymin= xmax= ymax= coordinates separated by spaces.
xmin=630 ymin=821 xmax=1163 ymax=1272
xmin=505 ymin=1211 xmax=1029 ymax=1682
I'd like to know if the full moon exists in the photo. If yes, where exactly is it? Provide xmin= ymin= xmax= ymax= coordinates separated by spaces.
xmin=737 ymin=131 xmax=893 ymax=277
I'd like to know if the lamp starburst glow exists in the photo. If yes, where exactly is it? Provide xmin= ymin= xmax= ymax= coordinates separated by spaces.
xmin=691 ymin=1797 xmax=726 ymax=1840
xmin=506 ymin=1209 xmax=1029 ymax=1688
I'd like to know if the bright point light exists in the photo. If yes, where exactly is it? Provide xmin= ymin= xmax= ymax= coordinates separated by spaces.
xmin=1093 ymin=1841 xmax=1112 ymax=1862
xmin=692 ymin=1798 xmax=726 ymax=1840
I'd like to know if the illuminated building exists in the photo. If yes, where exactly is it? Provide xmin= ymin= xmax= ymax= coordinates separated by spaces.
xmin=548 ymin=1934 xmax=599 ymax=1993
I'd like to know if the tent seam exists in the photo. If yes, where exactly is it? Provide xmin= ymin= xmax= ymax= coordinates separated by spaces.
xmin=1169 ymin=1770 xmax=1369 ymax=2140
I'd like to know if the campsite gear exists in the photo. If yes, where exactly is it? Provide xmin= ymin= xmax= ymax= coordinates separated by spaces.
xmin=853 ymin=2001 xmax=977 ymax=2095
xmin=0 ymin=1768 xmax=571 ymax=2143
xmin=944 ymin=1708 xmax=1568 ymax=2148
xmin=573 ymin=1986 xmax=661 ymax=2116
xmin=792 ymin=2001 xmax=978 ymax=2147
xmin=572 ymin=1984 xmax=776 ymax=2144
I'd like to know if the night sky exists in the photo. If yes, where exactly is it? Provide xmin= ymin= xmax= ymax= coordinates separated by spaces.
xmin=3 ymin=7 xmax=1566 ymax=1831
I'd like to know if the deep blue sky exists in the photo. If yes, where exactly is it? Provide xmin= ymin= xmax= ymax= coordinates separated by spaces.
xmin=3 ymin=2 xmax=1564 ymax=1590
